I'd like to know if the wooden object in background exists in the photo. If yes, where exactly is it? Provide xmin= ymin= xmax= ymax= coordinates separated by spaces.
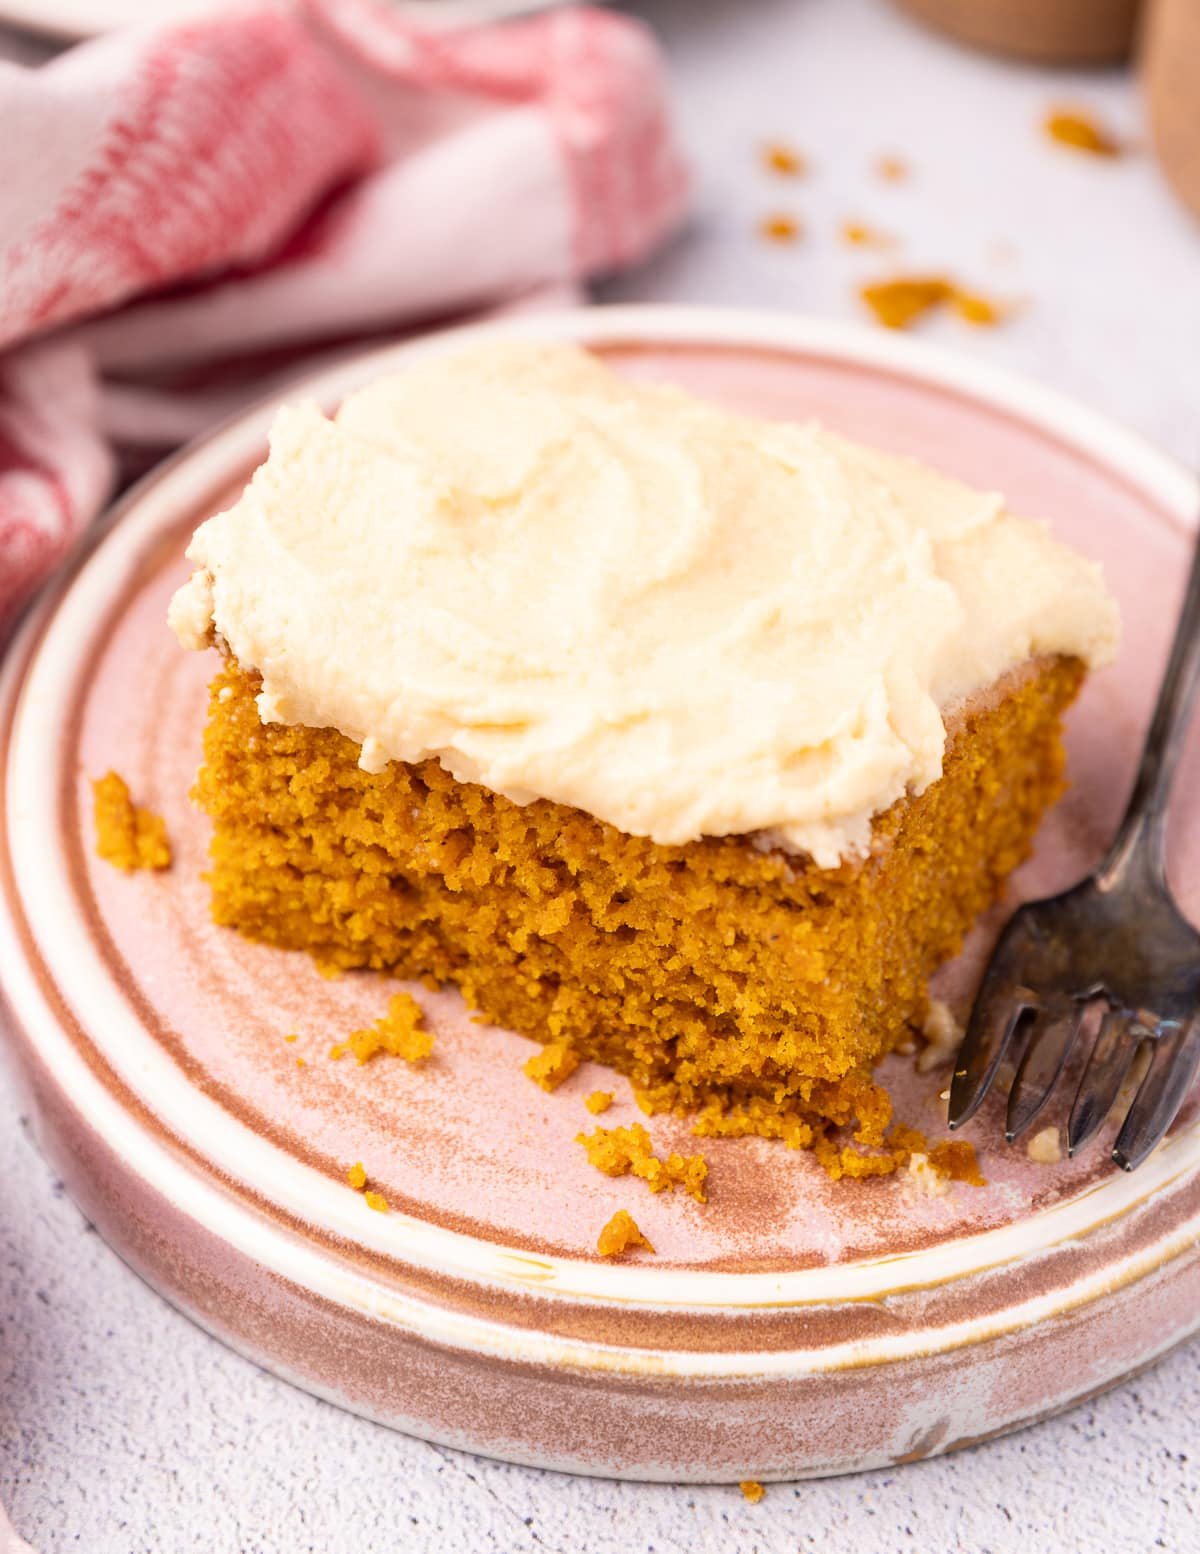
xmin=1143 ymin=0 xmax=1200 ymax=219
xmin=894 ymin=0 xmax=1143 ymax=64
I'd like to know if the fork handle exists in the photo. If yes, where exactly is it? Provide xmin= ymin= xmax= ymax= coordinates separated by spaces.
xmin=1100 ymin=513 xmax=1200 ymax=888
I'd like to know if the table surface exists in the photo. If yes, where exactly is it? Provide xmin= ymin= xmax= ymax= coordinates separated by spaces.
xmin=3 ymin=2 xmax=1199 ymax=1551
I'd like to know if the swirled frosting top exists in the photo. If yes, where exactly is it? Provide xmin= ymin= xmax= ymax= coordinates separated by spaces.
xmin=169 ymin=340 xmax=1118 ymax=867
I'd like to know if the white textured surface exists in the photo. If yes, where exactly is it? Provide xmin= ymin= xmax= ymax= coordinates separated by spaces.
xmin=3 ymin=0 xmax=1200 ymax=1549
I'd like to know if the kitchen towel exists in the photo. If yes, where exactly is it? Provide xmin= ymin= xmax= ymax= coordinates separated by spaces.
xmin=0 ymin=0 xmax=687 ymax=628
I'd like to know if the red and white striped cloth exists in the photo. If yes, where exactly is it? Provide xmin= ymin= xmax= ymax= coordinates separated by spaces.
xmin=0 ymin=0 xmax=687 ymax=630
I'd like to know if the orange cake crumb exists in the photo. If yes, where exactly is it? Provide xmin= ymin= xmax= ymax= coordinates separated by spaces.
xmin=585 ymin=1091 xmax=614 ymax=1116
xmin=346 ymin=1161 xmax=367 ymax=1190
xmin=841 ymin=219 xmax=897 ymax=250
xmin=364 ymin=1190 xmax=389 ymax=1213
xmin=952 ymin=291 xmax=1003 ymax=328
xmin=814 ymin=1134 xmax=899 ymax=1181
xmin=760 ymin=140 xmax=806 ymax=178
xmin=92 ymin=771 xmax=171 ymax=872
xmin=1045 ymin=109 xmax=1121 ymax=158
xmin=284 ymin=1033 xmax=298 ymax=1043
xmin=861 ymin=275 xmax=1006 ymax=331
xmin=740 ymin=1480 xmax=766 ymax=1503
xmin=523 ymin=1038 xmax=581 ymax=1092
xmin=876 ymin=154 xmax=909 ymax=182
xmin=331 ymin=991 xmax=433 ymax=1066
xmin=890 ymin=1123 xmax=984 ymax=1186
xmin=577 ymin=1123 xmax=708 ymax=1203
xmin=861 ymin=275 xmax=953 ymax=329
xmin=928 ymin=1139 xmax=985 ymax=1186
xmin=888 ymin=1123 xmax=930 ymax=1159
xmin=596 ymin=1209 xmax=655 ymax=1258
xmin=758 ymin=212 xmax=802 ymax=244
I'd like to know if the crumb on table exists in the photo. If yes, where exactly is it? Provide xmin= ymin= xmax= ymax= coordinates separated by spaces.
xmin=523 ymin=1038 xmax=580 ymax=1092
xmin=92 ymin=771 xmax=171 ymax=872
xmin=758 ymin=212 xmax=802 ymax=244
xmin=890 ymin=1123 xmax=984 ymax=1188
xmin=875 ymin=154 xmax=909 ymax=182
xmin=841 ymin=219 xmax=897 ymax=250
xmin=760 ymin=141 xmax=805 ymax=177
xmin=596 ymin=1209 xmax=655 ymax=1258
xmin=952 ymin=291 xmax=1004 ymax=327
xmin=1045 ymin=109 xmax=1121 ymax=158
xmin=346 ymin=1161 xmax=367 ymax=1190
xmin=740 ymin=1480 xmax=766 ymax=1503
xmin=860 ymin=276 xmax=1006 ymax=331
xmin=861 ymin=276 xmax=952 ymax=329
xmin=364 ymin=1190 xmax=389 ymax=1214
xmin=577 ymin=1123 xmax=708 ymax=1203
xmin=330 ymin=991 xmax=433 ymax=1065
xmin=585 ymin=1090 xmax=614 ymax=1115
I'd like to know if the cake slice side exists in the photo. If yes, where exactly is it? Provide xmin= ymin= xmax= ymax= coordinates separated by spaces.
xmin=192 ymin=653 xmax=1084 ymax=1150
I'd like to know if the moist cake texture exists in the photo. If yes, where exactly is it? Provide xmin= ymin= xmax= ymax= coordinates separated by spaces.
xmin=196 ymin=651 xmax=1081 ymax=1156
xmin=171 ymin=340 xmax=1118 ymax=1161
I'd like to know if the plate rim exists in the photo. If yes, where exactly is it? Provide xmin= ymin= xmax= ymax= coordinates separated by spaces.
xmin=3 ymin=302 xmax=1200 ymax=1381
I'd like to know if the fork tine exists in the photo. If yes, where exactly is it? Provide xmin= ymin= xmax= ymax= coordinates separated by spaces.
xmin=1068 ymin=1009 xmax=1141 ymax=1156
xmin=947 ymin=965 xmax=1032 ymax=1131
xmin=1113 ymin=1015 xmax=1200 ymax=1172
xmin=1005 ymin=1001 xmax=1083 ymax=1142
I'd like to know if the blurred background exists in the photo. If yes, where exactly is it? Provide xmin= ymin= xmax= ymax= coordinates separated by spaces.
xmin=600 ymin=0 xmax=1197 ymax=466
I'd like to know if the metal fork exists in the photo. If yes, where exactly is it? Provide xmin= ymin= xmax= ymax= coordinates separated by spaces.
xmin=948 ymin=518 xmax=1200 ymax=1171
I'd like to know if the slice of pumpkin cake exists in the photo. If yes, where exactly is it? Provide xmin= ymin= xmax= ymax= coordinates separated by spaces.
xmin=169 ymin=338 xmax=1118 ymax=1156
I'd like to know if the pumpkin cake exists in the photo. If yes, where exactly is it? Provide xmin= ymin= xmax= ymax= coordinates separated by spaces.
xmin=168 ymin=340 xmax=1118 ymax=1161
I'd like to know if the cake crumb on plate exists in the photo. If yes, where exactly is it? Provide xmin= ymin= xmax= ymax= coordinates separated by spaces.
xmin=585 ymin=1090 xmax=614 ymax=1115
xmin=596 ymin=1209 xmax=655 ymax=1258
xmin=330 ymin=992 xmax=433 ymax=1066
xmin=577 ymin=1123 xmax=708 ymax=1202
xmin=92 ymin=771 xmax=171 ymax=872
xmin=523 ymin=1039 xmax=581 ymax=1092
xmin=740 ymin=1480 xmax=766 ymax=1503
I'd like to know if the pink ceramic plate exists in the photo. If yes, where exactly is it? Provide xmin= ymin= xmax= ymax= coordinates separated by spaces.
xmin=2 ymin=306 xmax=1199 ymax=1483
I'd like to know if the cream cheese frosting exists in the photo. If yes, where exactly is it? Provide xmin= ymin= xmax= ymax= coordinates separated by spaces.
xmin=169 ymin=339 xmax=1119 ymax=868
